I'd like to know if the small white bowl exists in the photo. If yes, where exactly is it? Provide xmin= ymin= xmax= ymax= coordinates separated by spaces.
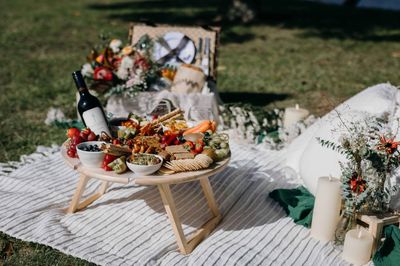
xmin=76 ymin=141 xmax=105 ymax=168
xmin=126 ymin=154 xmax=163 ymax=176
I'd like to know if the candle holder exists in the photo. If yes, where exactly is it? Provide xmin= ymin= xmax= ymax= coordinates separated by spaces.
xmin=356 ymin=212 xmax=400 ymax=252
xmin=335 ymin=209 xmax=357 ymax=245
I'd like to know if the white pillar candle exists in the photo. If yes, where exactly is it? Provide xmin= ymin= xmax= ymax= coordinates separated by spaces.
xmin=342 ymin=228 xmax=373 ymax=265
xmin=283 ymin=104 xmax=310 ymax=128
xmin=310 ymin=176 xmax=341 ymax=242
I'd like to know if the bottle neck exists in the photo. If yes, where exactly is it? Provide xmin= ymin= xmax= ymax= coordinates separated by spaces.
xmin=78 ymin=87 xmax=90 ymax=96
xmin=72 ymin=70 xmax=89 ymax=95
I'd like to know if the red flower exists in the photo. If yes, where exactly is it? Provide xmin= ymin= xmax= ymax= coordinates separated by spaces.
xmin=377 ymin=135 xmax=400 ymax=155
xmin=94 ymin=66 xmax=113 ymax=81
xmin=134 ymin=55 xmax=149 ymax=71
xmin=112 ymin=57 xmax=122 ymax=69
xmin=349 ymin=172 xmax=367 ymax=194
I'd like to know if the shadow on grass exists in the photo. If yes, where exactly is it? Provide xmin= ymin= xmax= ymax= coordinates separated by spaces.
xmin=87 ymin=0 xmax=400 ymax=43
xmin=219 ymin=92 xmax=290 ymax=106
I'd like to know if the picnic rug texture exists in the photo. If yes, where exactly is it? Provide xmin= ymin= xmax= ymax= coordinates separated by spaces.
xmin=0 ymin=142 xmax=349 ymax=265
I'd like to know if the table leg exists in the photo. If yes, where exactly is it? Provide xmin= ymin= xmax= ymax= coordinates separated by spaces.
xmin=99 ymin=181 xmax=109 ymax=194
xmin=199 ymin=177 xmax=221 ymax=217
xmin=158 ymin=184 xmax=189 ymax=254
xmin=158 ymin=177 xmax=222 ymax=255
xmin=186 ymin=177 xmax=222 ymax=252
xmin=68 ymin=176 xmax=109 ymax=214
xmin=68 ymin=174 xmax=90 ymax=213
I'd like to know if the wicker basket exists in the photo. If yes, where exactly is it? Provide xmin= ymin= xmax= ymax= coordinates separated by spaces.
xmin=129 ymin=23 xmax=220 ymax=80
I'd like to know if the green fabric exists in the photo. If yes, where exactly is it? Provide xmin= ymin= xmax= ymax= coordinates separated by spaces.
xmin=269 ymin=186 xmax=314 ymax=228
xmin=373 ymin=225 xmax=400 ymax=266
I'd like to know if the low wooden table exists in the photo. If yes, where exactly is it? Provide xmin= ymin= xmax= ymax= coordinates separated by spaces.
xmin=61 ymin=145 xmax=230 ymax=255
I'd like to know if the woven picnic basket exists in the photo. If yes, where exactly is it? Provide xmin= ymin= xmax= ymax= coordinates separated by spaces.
xmin=128 ymin=23 xmax=220 ymax=80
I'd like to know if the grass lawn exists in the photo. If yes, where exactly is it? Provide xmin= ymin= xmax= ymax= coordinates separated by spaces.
xmin=1 ymin=0 xmax=400 ymax=264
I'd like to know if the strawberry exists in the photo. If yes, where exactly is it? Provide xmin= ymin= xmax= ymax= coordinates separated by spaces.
xmin=87 ymin=131 xmax=97 ymax=141
xmin=70 ymin=135 xmax=83 ymax=146
xmin=80 ymin=128 xmax=91 ymax=141
xmin=67 ymin=128 xmax=80 ymax=139
xmin=102 ymin=154 xmax=117 ymax=171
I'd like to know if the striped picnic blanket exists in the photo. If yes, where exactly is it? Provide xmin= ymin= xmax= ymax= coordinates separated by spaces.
xmin=0 ymin=143 xmax=348 ymax=265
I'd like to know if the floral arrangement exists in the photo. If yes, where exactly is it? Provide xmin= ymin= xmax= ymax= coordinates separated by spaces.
xmin=81 ymin=35 xmax=175 ymax=98
xmin=219 ymin=103 xmax=315 ymax=149
xmin=318 ymin=112 xmax=400 ymax=215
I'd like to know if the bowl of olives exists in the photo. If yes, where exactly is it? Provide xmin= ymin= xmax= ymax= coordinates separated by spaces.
xmin=76 ymin=141 xmax=105 ymax=168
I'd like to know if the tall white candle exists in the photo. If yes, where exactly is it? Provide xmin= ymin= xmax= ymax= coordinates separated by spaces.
xmin=310 ymin=176 xmax=341 ymax=242
xmin=342 ymin=228 xmax=373 ymax=265
xmin=283 ymin=104 xmax=309 ymax=128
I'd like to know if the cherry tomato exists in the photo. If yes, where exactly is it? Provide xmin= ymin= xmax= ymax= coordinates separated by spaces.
xmin=196 ymin=139 xmax=205 ymax=146
xmin=183 ymin=141 xmax=194 ymax=151
xmin=166 ymin=134 xmax=177 ymax=145
xmin=112 ymin=139 xmax=120 ymax=145
xmin=67 ymin=149 xmax=77 ymax=158
xmin=163 ymin=130 xmax=172 ymax=137
xmin=194 ymin=143 xmax=203 ymax=153
xmin=161 ymin=136 xmax=168 ymax=144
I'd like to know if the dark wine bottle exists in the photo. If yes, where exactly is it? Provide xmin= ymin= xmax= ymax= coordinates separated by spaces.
xmin=72 ymin=70 xmax=111 ymax=136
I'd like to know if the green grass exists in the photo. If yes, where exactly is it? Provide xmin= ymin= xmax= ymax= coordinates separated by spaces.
xmin=1 ymin=0 xmax=400 ymax=264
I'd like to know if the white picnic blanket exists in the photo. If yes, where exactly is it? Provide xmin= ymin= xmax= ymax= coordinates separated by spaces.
xmin=0 ymin=141 xmax=348 ymax=266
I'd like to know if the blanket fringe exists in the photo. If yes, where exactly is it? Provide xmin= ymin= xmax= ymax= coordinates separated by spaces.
xmin=0 ymin=145 xmax=60 ymax=176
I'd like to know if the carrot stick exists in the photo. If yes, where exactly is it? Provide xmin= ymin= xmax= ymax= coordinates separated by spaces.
xmin=183 ymin=121 xmax=212 ymax=135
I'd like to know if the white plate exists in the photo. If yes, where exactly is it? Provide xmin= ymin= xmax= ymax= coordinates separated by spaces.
xmin=153 ymin=32 xmax=196 ymax=65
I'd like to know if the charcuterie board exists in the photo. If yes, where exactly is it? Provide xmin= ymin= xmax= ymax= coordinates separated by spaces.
xmin=61 ymin=142 xmax=230 ymax=186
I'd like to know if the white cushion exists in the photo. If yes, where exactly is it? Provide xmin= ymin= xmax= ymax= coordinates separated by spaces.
xmin=284 ymin=118 xmax=321 ymax=178
xmin=299 ymin=83 xmax=398 ymax=195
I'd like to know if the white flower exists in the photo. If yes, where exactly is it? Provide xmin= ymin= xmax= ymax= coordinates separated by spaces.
xmin=125 ymin=71 xmax=143 ymax=87
xmin=44 ymin=108 xmax=66 ymax=125
xmin=109 ymin=39 xmax=123 ymax=53
xmin=116 ymin=56 xmax=134 ymax=80
xmin=81 ymin=63 xmax=94 ymax=77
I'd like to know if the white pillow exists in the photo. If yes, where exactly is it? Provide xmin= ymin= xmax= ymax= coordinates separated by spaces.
xmin=284 ymin=118 xmax=321 ymax=178
xmin=335 ymin=83 xmax=397 ymax=115
xmin=299 ymin=83 xmax=398 ymax=195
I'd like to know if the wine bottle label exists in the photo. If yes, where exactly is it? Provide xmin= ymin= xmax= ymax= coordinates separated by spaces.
xmin=82 ymin=107 xmax=111 ymax=135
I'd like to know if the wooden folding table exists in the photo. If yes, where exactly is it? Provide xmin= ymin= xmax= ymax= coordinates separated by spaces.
xmin=61 ymin=145 xmax=230 ymax=254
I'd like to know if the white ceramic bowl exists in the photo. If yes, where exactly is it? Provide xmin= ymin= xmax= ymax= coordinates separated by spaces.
xmin=126 ymin=154 xmax=163 ymax=176
xmin=76 ymin=141 xmax=105 ymax=168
